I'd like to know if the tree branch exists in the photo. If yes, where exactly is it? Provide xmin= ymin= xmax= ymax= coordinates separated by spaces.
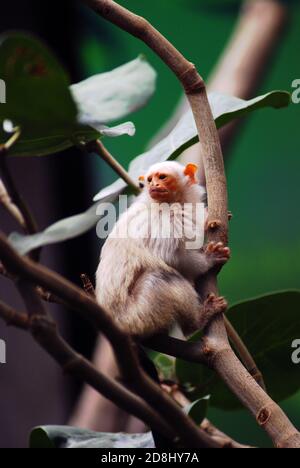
xmin=0 ymin=300 xmax=29 ymax=329
xmin=81 ymin=0 xmax=300 ymax=448
xmin=0 ymin=296 xmax=178 ymax=444
xmin=225 ymin=318 xmax=266 ymax=391
xmin=209 ymin=0 xmax=288 ymax=156
xmin=163 ymin=385 xmax=253 ymax=449
xmin=89 ymin=140 xmax=140 ymax=194
xmin=0 ymin=155 xmax=38 ymax=236
xmin=0 ymin=231 xmax=217 ymax=448
xmin=83 ymin=0 xmax=227 ymax=241
xmin=0 ymin=178 xmax=25 ymax=228
xmin=179 ymin=0 xmax=288 ymax=170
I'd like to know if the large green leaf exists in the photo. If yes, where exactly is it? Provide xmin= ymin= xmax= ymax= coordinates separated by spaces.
xmin=94 ymin=90 xmax=290 ymax=202
xmin=9 ymin=189 xmax=124 ymax=255
xmin=10 ymin=90 xmax=290 ymax=254
xmin=0 ymin=34 xmax=157 ymax=156
xmin=30 ymin=426 xmax=155 ymax=449
xmin=71 ymin=55 xmax=156 ymax=129
xmin=0 ymin=32 xmax=82 ymax=157
xmin=176 ymin=291 xmax=300 ymax=411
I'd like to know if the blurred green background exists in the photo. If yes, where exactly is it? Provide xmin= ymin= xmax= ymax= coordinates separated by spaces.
xmin=78 ymin=0 xmax=300 ymax=447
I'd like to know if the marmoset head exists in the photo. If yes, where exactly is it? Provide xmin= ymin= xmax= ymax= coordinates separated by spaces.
xmin=139 ymin=161 xmax=198 ymax=203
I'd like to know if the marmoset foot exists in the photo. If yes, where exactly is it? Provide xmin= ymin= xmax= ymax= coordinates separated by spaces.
xmin=205 ymin=241 xmax=230 ymax=268
xmin=200 ymin=293 xmax=228 ymax=329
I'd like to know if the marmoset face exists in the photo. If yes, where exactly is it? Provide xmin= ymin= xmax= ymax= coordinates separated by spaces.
xmin=146 ymin=170 xmax=180 ymax=203
xmin=139 ymin=161 xmax=199 ymax=204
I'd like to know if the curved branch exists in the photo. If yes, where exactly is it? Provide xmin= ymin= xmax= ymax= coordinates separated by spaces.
xmin=0 ymin=232 xmax=217 ymax=448
xmin=0 ymin=299 xmax=176 ymax=442
xmin=81 ymin=0 xmax=300 ymax=448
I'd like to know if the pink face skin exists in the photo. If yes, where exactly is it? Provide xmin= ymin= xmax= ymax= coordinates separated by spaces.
xmin=147 ymin=171 xmax=180 ymax=203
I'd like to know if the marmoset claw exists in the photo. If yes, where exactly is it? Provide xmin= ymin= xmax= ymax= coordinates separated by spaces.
xmin=205 ymin=241 xmax=231 ymax=266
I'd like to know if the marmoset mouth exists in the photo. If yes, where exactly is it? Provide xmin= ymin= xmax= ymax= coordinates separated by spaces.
xmin=150 ymin=188 xmax=169 ymax=194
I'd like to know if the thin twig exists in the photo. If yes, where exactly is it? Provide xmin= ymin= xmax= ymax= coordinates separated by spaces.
xmin=201 ymin=419 xmax=253 ymax=450
xmin=90 ymin=140 xmax=140 ymax=194
xmin=0 ymin=178 xmax=25 ymax=228
xmin=0 ymin=300 xmax=29 ymax=329
xmin=0 ymin=156 xmax=38 ymax=236
xmin=35 ymin=286 xmax=65 ymax=306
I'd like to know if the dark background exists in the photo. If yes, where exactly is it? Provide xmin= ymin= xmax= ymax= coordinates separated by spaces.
xmin=0 ymin=0 xmax=299 ymax=448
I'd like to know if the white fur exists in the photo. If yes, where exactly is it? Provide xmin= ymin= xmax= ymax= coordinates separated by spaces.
xmin=96 ymin=161 xmax=208 ymax=337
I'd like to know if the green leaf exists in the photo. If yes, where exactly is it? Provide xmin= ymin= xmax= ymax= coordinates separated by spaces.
xmin=71 ymin=55 xmax=157 ymax=129
xmin=10 ymin=90 xmax=290 ymax=254
xmin=94 ymin=90 xmax=290 ymax=202
xmin=0 ymin=32 xmax=81 ymax=157
xmin=29 ymin=426 xmax=155 ymax=449
xmin=9 ymin=188 xmax=123 ymax=255
xmin=0 ymin=34 xmax=157 ymax=156
xmin=184 ymin=396 xmax=210 ymax=425
xmin=176 ymin=291 xmax=300 ymax=411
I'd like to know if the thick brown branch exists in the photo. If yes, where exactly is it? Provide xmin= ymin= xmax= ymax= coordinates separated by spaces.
xmin=210 ymin=0 xmax=288 ymax=155
xmin=0 ymin=232 xmax=217 ymax=448
xmin=180 ymin=0 xmax=289 ymax=168
xmin=0 ymin=294 xmax=176 ymax=443
xmin=202 ymin=320 xmax=300 ymax=449
xmin=225 ymin=318 xmax=266 ymax=391
xmin=83 ymin=0 xmax=227 ymax=243
xmin=82 ymin=0 xmax=299 ymax=448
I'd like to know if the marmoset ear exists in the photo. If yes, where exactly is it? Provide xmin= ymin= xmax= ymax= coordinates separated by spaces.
xmin=138 ymin=175 xmax=145 ymax=188
xmin=184 ymin=163 xmax=198 ymax=184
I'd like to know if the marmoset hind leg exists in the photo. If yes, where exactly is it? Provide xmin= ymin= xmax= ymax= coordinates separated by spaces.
xmin=121 ymin=242 xmax=229 ymax=338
